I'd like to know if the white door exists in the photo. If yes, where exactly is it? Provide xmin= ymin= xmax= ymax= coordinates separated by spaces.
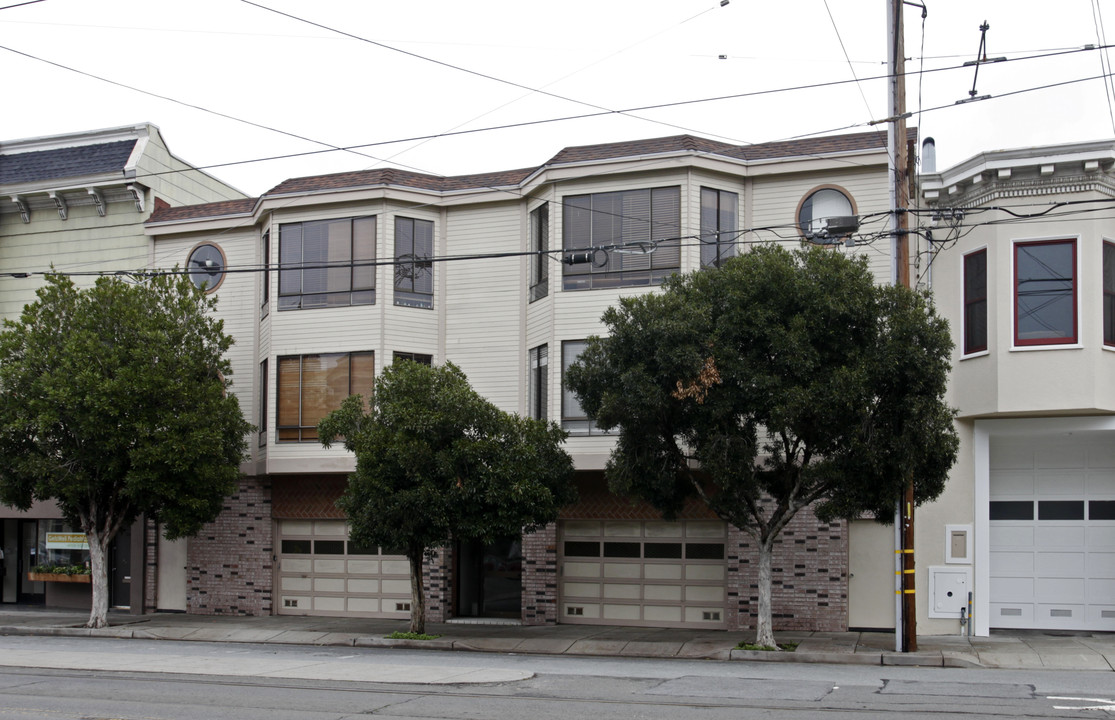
xmin=276 ymin=520 xmax=411 ymax=617
xmin=156 ymin=536 xmax=187 ymax=611
xmin=559 ymin=520 xmax=727 ymax=628
xmin=989 ymin=437 xmax=1115 ymax=631
xmin=848 ymin=519 xmax=896 ymax=630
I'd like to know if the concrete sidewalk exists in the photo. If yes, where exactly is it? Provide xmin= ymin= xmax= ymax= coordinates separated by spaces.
xmin=0 ymin=607 xmax=1111 ymax=672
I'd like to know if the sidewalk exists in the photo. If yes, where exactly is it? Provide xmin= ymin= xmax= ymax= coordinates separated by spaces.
xmin=0 ymin=607 xmax=1111 ymax=672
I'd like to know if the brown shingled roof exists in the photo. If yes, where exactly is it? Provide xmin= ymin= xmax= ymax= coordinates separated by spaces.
xmin=266 ymin=166 xmax=536 ymax=195
xmin=150 ymin=129 xmax=913 ymax=224
xmin=147 ymin=197 xmax=257 ymax=223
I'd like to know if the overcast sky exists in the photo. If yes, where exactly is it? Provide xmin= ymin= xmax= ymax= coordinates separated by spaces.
xmin=2 ymin=0 xmax=1113 ymax=196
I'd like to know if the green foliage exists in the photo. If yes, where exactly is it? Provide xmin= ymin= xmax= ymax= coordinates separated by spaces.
xmin=736 ymin=641 xmax=797 ymax=652
xmin=0 ymin=273 xmax=252 ymax=540
xmin=566 ymin=243 xmax=958 ymax=531
xmin=386 ymin=631 xmax=441 ymax=641
xmin=32 ymin=564 xmax=90 ymax=575
xmin=320 ymin=359 xmax=575 ymax=572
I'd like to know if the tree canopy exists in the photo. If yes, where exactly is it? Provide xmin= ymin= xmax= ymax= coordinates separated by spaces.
xmin=319 ymin=360 xmax=576 ymax=634
xmin=0 ymin=273 xmax=252 ymax=628
xmin=565 ymin=245 xmax=958 ymax=647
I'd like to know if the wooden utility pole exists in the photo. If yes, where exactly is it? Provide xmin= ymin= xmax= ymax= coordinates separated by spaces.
xmin=888 ymin=0 xmax=916 ymax=653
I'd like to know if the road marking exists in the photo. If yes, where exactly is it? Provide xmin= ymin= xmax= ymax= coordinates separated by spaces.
xmin=1048 ymin=696 xmax=1115 ymax=712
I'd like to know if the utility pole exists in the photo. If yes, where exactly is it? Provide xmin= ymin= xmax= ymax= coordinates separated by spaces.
xmin=887 ymin=0 xmax=916 ymax=653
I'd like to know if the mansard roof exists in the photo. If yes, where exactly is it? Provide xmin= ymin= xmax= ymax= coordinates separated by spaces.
xmin=0 ymin=140 xmax=137 ymax=185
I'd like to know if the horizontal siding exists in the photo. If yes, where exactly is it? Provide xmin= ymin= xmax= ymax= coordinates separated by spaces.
xmin=138 ymin=135 xmax=244 ymax=207
xmin=751 ymin=168 xmax=892 ymax=284
xmin=444 ymin=202 xmax=522 ymax=412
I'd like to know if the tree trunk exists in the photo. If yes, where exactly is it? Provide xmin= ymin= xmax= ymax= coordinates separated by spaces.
xmin=407 ymin=549 xmax=426 ymax=635
xmin=754 ymin=537 xmax=777 ymax=648
xmin=86 ymin=529 xmax=110 ymax=629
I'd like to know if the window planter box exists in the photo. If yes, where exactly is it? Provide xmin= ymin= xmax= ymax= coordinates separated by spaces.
xmin=27 ymin=572 xmax=91 ymax=583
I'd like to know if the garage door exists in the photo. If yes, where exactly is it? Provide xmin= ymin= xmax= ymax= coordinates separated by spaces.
xmin=989 ymin=437 xmax=1115 ymax=631
xmin=277 ymin=520 xmax=412 ymax=617
xmin=559 ymin=520 xmax=727 ymax=628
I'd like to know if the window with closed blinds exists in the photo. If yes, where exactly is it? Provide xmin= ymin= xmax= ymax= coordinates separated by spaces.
xmin=277 ymin=352 xmax=374 ymax=442
xmin=278 ymin=216 xmax=375 ymax=310
xmin=394 ymin=217 xmax=434 ymax=308
xmin=700 ymin=188 xmax=738 ymax=268
xmin=562 ymin=187 xmax=680 ymax=290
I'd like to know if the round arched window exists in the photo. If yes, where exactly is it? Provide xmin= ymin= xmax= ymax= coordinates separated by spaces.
xmin=797 ymin=187 xmax=855 ymax=241
xmin=187 ymin=243 xmax=226 ymax=292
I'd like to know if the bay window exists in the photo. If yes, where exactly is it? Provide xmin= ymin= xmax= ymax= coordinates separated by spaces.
xmin=279 ymin=216 xmax=376 ymax=310
xmin=277 ymin=352 xmax=374 ymax=442
xmin=562 ymin=187 xmax=680 ymax=290
xmin=1014 ymin=239 xmax=1076 ymax=346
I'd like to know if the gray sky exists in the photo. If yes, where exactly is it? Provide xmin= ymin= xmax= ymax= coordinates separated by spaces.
xmin=3 ymin=0 xmax=1113 ymax=196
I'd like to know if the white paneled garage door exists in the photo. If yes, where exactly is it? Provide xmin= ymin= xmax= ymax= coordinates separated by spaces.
xmin=559 ymin=520 xmax=728 ymax=628
xmin=276 ymin=520 xmax=412 ymax=618
xmin=989 ymin=437 xmax=1115 ymax=631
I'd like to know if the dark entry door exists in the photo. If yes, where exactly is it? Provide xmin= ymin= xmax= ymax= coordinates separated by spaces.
xmin=110 ymin=525 xmax=131 ymax=608
xmin=456 ymin=537 xmax=522 ymax=619
xmin=17 ymin=520 xmax=44 ymax=604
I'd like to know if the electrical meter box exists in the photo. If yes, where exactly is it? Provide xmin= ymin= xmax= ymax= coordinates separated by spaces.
xmin=928 ymin=566 xmax=972 ymax=619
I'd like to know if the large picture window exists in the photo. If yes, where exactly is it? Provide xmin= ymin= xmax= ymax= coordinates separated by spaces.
xmin=700 ymin=187 xmax=738 ymax=268
xmin=562 ymin=187 xmax=680 ymax=290
xmin=529 ymin=203 xmax=549 ymax=302
xmin=394 ymin=217 xmax=434 ymax=309
xmin=1105 ymin=241 xmax=1115 ymax=347
xmin=277 ymin=352 xmax=374 ymax=442
xmin=279 ymin=216 xmax=376 ymax=310
xmin=1014 ymin=239 xmax=1077 ymax=346
xmin=963 ymin=248 xmax=987 ymax=355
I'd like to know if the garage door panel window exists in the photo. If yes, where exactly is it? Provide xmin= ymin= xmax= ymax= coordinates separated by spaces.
xmin=1090 ymin=501 xmax=1115 ymax=520
xmin=1038 ymin=501 xmax=1085 ymax=521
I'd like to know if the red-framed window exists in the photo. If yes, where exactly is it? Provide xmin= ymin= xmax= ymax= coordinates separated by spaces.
xmin=1013 ymin=239 xmax=1077 ymax=346
xmin=1104 ymin=241 xmax=1115 ymax=347
xmin=963 ymin=248 xmax=987 ymax=354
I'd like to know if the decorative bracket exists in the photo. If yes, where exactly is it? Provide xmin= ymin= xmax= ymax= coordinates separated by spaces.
xmin=87 ymin=188 xmax=106 ymax=217
xmin=48 ymin=191 xmax=68 ymax=221
xmin=127 ymin=184 xmax=145 ymax=213
xmin=10 ymin=195 xmax=30 ymax=223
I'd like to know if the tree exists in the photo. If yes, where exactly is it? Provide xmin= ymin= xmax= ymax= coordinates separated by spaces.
xmin=319 ymin=360 xmax=576 ymax=634
xmin=0 ymin=273 xmax=252 ymax=628
xmin=566 ymin=245 xmax=958 ymax=648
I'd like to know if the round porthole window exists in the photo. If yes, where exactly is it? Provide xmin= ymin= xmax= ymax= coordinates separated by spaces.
xmin=187 ymin=243 xmax=226 ymax=292
xmin=797 ymin=187 xmax=855 ymax=242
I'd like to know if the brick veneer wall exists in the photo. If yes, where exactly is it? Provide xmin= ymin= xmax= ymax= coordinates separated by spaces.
xmin=144 ymin=519 xmax=158 ymax=613
xmin=725 ymin=508 xmax=848 ymax=632
xmin=521 ymin=524 xmax=558 ymax=625
xmin=187 ymin=476 xmax=273 ymax=615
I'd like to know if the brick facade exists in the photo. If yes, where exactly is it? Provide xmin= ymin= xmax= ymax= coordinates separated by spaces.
xmin=186 ymin=476 xmax=273 ymax=615
xmin=521 ymin=524 xmax=558 ymax=625
xmin=725 ymin=509 xmax=848 ymax=632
